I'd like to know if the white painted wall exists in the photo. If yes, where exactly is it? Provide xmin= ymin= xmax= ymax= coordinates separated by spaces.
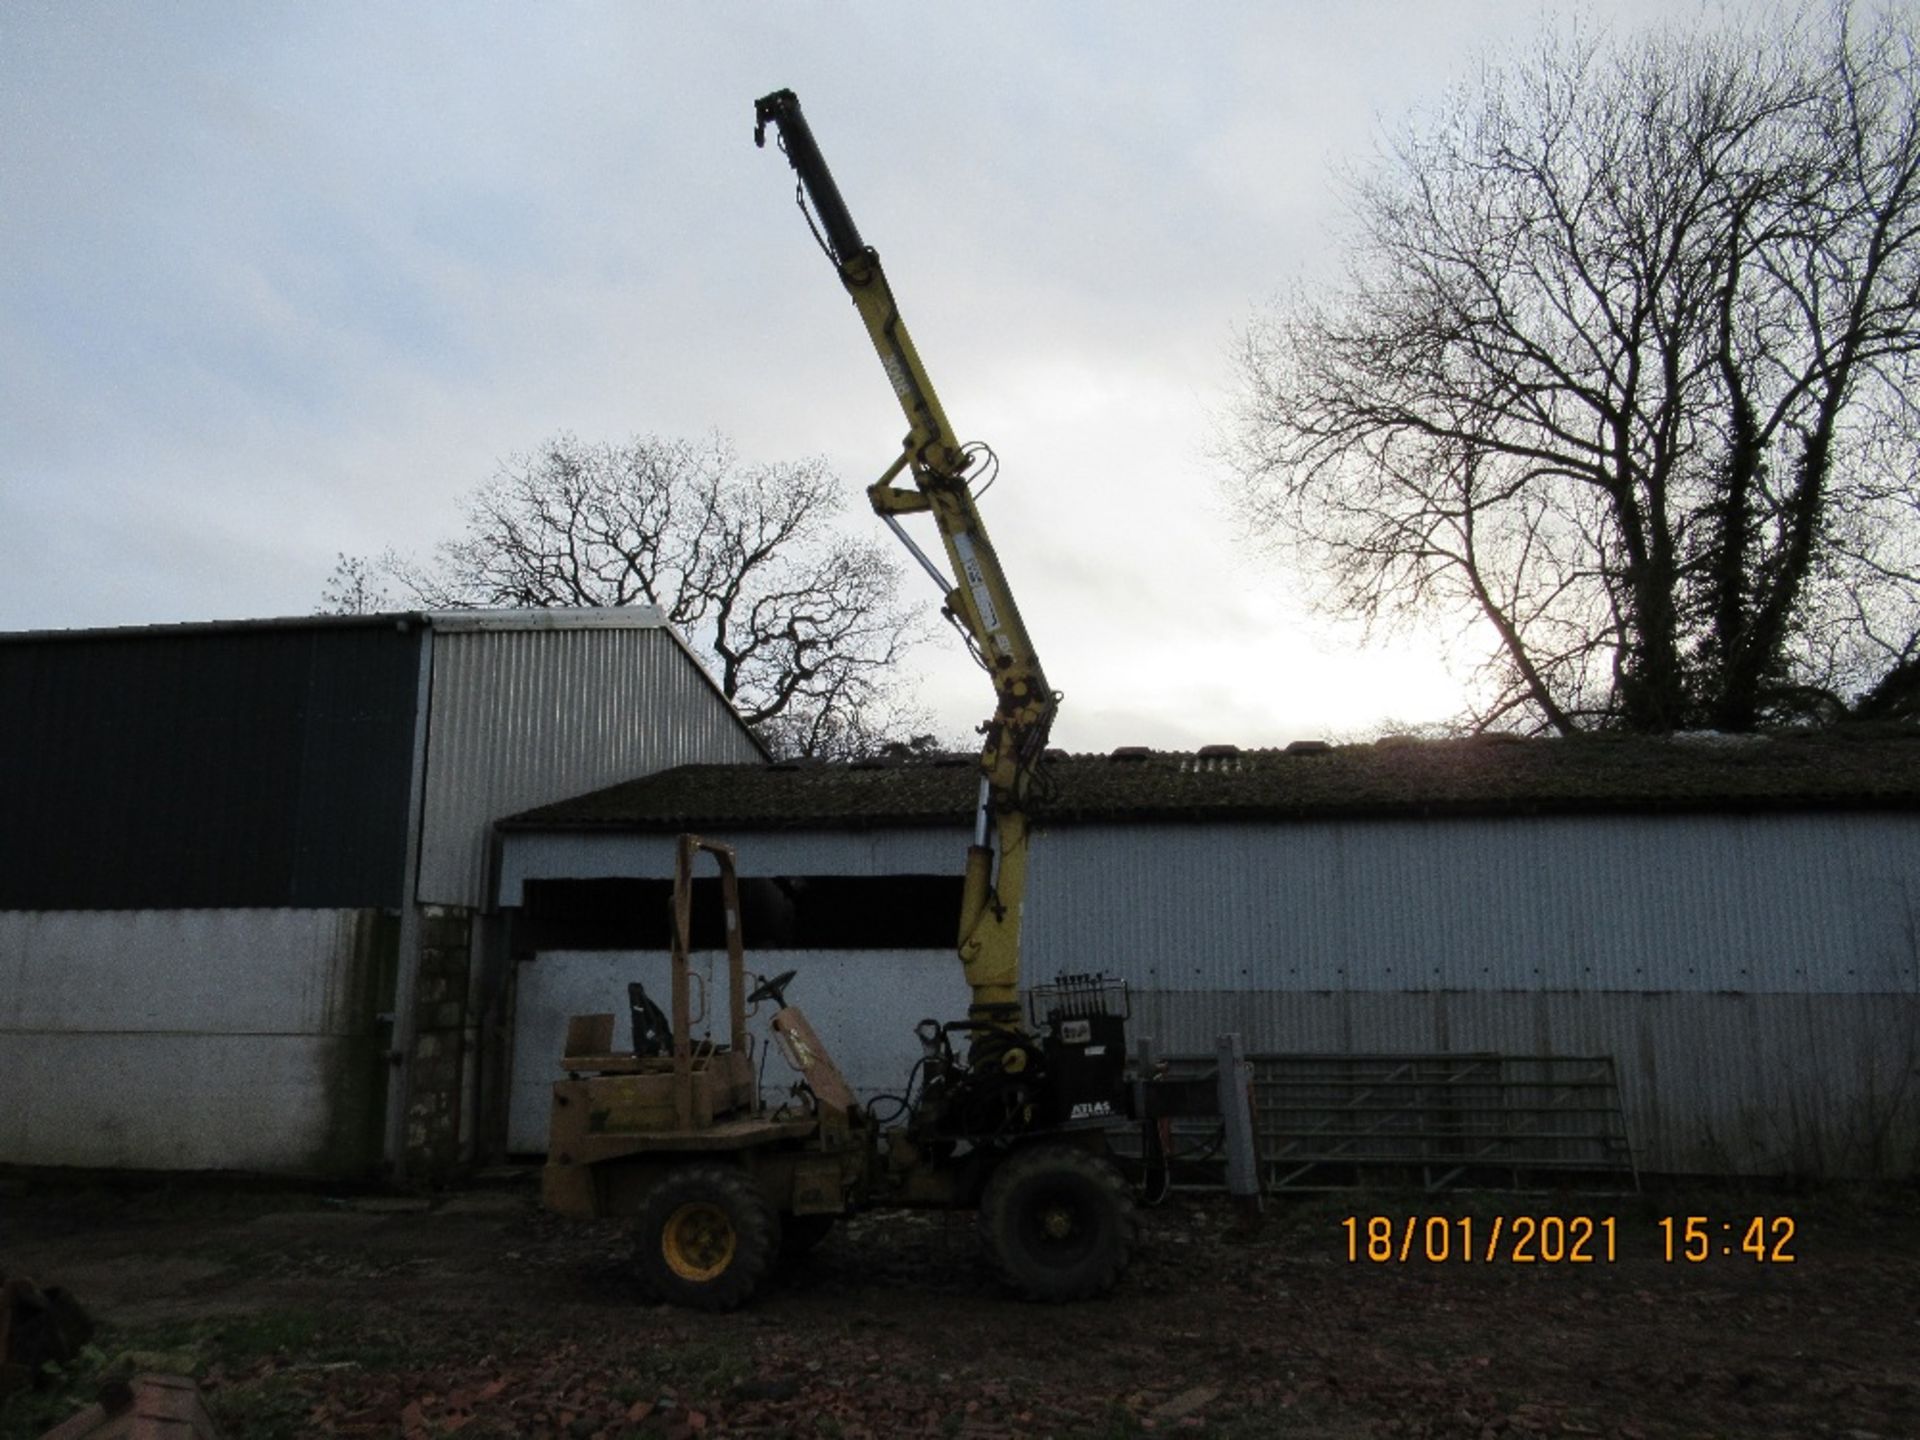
xmin=509 ymin=947 xmax=970 ymax=1152
xmin=0 ymin=909 xmax=385 ymax=1171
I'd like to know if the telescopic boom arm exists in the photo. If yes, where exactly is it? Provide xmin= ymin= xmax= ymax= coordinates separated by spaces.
xmin=754 ymin=89 xmax=1056 ymax=1036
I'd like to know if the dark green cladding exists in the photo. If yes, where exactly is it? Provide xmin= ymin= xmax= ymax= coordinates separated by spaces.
xmin=0 ymin=619 xmax=424 ymax=908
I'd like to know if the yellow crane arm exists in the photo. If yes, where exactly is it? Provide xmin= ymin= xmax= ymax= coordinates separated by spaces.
xmin=754 ymin=89 xmax=1055 ymax=1033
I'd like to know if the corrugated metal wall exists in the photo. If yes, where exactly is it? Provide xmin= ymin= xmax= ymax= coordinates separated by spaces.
xmin=1024 ymin=814 xmax=1920 ymax=993
xmin=0 ymin=610 xmax=772 ymax=1176
xmin=1023 ymin=815 xmax=1920 ymax=1175
xmin=0 ymin=623 xmax=421 ymax=908
xmin=418 ymin=625 xmax=764 ymax=907
xmin=492 ymin=809 xmax=1920 ymax=1174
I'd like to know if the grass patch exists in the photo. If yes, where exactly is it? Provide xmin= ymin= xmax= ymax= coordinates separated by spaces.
xmin=1058 ymin=1399 xmax=1374 ymax=1440
xmin=657 ymin=1337 xmax=751 ymax=1396
xmin=0 ymin=1305 xmax=443 ymax=1440
xmin=203 ymin=1374 xmax=317 ymax=1440
xmin=0 ymin=1345 xmax=117 ymax=1440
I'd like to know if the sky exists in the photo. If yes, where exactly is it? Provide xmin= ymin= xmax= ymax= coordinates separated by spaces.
xmin=2 ymin=1 xmax=1700 ymax=753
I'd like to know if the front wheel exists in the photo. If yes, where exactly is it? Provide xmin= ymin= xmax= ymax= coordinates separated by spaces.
xmin=635 ymin=1165 xmax=779 ymax=1311
xmin=978 ymin=1143 xmax=1138 ymax=1302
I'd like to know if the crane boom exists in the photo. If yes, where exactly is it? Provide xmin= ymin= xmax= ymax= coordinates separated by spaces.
xmin=539 ymin=94 xmax=1163 ymax=1312
xmin=754 ymin=89 xmax=1055 ymax=1036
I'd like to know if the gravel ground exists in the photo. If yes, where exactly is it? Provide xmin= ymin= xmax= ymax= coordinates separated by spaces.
xmin=2 ymin=1175 xmax=1916 ymax=1439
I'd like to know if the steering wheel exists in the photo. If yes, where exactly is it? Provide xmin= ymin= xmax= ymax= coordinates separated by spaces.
xmin=747 ymin=968 xmax=798 ymax=1009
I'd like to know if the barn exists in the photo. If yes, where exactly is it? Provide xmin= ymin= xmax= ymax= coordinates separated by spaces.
xmin=497 ymin=732 xmax=1920 ymax=1180
xmin=0 ymin=609 xmax=762 ymax=1179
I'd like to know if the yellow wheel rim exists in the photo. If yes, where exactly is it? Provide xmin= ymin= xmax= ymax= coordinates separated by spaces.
xmin=661 ymin=1201 xmax=737 ymax=1282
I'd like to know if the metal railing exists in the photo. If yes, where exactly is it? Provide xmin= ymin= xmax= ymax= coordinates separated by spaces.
xmin=1120 ymin=1052 xmax=1638 ymax=1194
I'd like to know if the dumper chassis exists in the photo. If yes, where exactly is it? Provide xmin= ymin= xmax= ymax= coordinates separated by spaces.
xmin=543 ymin=835 xmax=1140 ymax=1309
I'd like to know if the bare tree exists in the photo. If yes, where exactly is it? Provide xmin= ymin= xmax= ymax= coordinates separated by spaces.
xmin=1227 ymin=7 xmax=1920 ymax=733
xmin=316 ymin=553 xmax=393 ymax=616
xmin=328 ymin=433 xmax=931 ymax=758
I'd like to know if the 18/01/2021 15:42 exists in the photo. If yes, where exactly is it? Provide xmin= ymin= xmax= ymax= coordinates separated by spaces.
xmin=1340 ymin=1214 xmax=1800 ymax=1264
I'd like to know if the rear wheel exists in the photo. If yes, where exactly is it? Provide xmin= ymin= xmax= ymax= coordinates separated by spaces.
xmin=636 ymin=1165 xmax=778 ymax=1311
xmin=978 ymin=1143 xmax=1138 ymax=1302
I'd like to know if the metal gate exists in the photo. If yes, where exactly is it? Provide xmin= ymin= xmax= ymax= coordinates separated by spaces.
xmin=1124 ymin=1052 xmax=1638 ymax=1194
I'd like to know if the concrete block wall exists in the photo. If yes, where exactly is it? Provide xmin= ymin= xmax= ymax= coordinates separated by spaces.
xmin=0 ymin=909 xmax=396 ymax=1174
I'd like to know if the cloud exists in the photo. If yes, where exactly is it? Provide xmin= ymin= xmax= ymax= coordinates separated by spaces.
xmin=0 ymin=0 xmax=1693 ymax=737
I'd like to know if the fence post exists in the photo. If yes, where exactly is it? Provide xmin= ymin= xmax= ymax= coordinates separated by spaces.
xmin=1216 ymin=1032 xmax=1263 ymax=1216
xmin=1133 ymin=1034 xmax=1158 ymax=1120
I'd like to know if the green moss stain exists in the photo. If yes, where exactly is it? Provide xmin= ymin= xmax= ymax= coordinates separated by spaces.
xmin=312 ymin=910 xmax=401 ymax=1176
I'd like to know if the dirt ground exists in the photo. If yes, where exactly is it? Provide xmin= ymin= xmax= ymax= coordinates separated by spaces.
xmin=2 ymin=1174 xmax=1916 ymax=1440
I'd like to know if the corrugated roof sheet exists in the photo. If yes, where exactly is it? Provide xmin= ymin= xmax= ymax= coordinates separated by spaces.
xmin=502 ymin=727 xmax=1920 ymax=831
xmin=0 ymin=606 xmax=667 ymax=646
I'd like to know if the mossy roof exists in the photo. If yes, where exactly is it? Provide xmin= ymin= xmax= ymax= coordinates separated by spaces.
xmin=502 ymin=728 xmax=1920 ymax=833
